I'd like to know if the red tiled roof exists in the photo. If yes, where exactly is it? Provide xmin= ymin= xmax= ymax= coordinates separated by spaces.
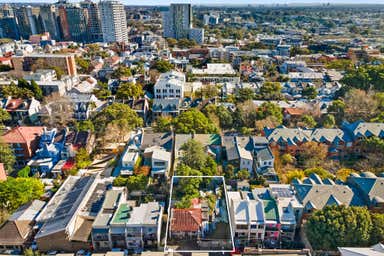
xmin=6 ymin=99 xmax=24 ymax=111
xmin=0 ymin=163 xmax=6 ymax=181
xmin=284 ymin=107 xmax=305 ymax=116
xmin=171 ymin=208 xmax=202 ymax=232
xmin=1 ymin=126 xmax=44 ymax=144
xmin=0 ymin=57 xmax=11 ymax=62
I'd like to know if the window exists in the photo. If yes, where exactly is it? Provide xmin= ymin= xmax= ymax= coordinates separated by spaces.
xmin=169 ymin=89 xmax=174 ymax=93
xmin=250 ymin=224 xmax=257 ymax=229
xmin=176 ymin=89 xmax=180 ymax=93
xmin=154 ymin=161 xmax=165 ymax=166
xmin=162 ymin=89 xmax=167 ymax=93
xmin=236 ymin=224 xmax=248 ymax=230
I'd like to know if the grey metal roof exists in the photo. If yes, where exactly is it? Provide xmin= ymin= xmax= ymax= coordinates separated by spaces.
xmin=255 ymin=147 xmax=274 ymax=162
xmin=9 ymin=200 xmax=45 ymax=222
xmin=140 ymin=132 xmax=173 ymax=151
xmin=152 ymin=98 xmax=180 ymax=112
xmin=347 ymin=173 xmax=384 ymax=204
xmin=293 ymin=182 xmax=354 ymax=210
xmin=222 ymin=136 xmax=239 ymax=161
xmin=36 ymin=175 xmax=96 ymax=238
xmin=252 ymin=136 xmax=269 ymax=146
xmin=93 ymin=189 xmax=124 ymax=228
xmin=103 ymin=190 xmax=123 ymax=210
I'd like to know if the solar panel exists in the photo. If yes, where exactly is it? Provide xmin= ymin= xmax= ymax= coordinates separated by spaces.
xmin=37 ymin=176 xmax=96 ymax=237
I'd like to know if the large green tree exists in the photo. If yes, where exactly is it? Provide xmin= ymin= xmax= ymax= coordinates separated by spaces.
xmin=75 ymin=148 xmax=92 ymax=169
xmin=126 ymin=174 xmax=148 ymax=191
xmin=173 ymin=109 xmax=218 ymax=134
xmin=116 ymin=82 xmax=144 ymax=100
xmin=341 ymin=65 xmax=384 ymax=92
xmin=180 ymin=139 xmax=207 ymax=170
xmin=0 ymin=178 xmax=44 ymax=212
xmin=1 ymin=82 xmax=34 ymax=99
xmin=256 ymin=102 xmax=283 ymax=124
xmin=111 ymin=66 xmax=132 ymax=79
xmin=178 ymin=139 xmax=218 ymax=176
xmin=302 ymin=86 xmax=318 ymax=99
xmin=235 ymin=88 xmax=255 ymax=102
xmin=327 ymin=100 xmax=345 ymax=125
xmin=93 ymin=103 xmax=143 ymax=135
xmin=306 ymin=205 xmax=372 ymax=250
xmin=370 ymin=213 xmax=384 ymax=244
xmin=259 ymin=82 xmax=282 ymax=100
xmin=0 ymin=140 xmax=15 ymax=173
xmin=153 ymin=60 xmax=173 ymax=73
xmin=300 ymin=115 xmax=317 ymax=128
xmin=0 ymin=109 xmax=11 ymax=125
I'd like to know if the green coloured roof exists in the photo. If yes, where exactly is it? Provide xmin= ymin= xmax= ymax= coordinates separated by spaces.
xmin=263 ymin=198 xmax=279 ymax=221
xmin=209 ymin=134 xmax=221 ymax=145
xmin=111 ymin=204 xmax=131 ymax=224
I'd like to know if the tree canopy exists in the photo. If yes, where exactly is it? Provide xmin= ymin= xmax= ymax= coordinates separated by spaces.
xmin=0 ymin=109 xmax=11 ymax=125
xmin=153 ymin=59 xmax=173 ymax=73
xmin=177 ymin=139 xmax=218 ymax=176
xmin=341 ymin=65 xmax=384 ymax=92
xmin=93 ymin=103 xmax=143 ymax=135
xmin=305 ymin=205 xmax=374 ymax=250
xmin=296 ymin=141 xmax=328 ymax=169
xmin=75 ymin=148 xmax=92 ymax=169
xmin=116 ymin=82 xmax=144 ymax=100
xmin=0 ymin=140 xmax=15 ymax=173
xmin=112 ymin=175 xmax=148 ymax=191
xmin=173 ymin=108 xmax=218 ymax=134
xmin=0 ymin=178 xmax=44 ymax=212
xmin=111 ymin=66 xmax=132 ymax=79
xmin=256 ymin=102 xmax=283 ymax=124
xmin=259 ymin=82 xmax=282 ymax=100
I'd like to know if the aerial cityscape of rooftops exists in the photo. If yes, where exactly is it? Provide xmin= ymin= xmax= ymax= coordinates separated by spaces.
xmin=0 ymin=1 xmax=383 ymax=256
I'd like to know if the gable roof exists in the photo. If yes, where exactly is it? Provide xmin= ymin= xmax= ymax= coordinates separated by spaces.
xmin=343 ymin=121 xmax=384 ymax=139
xmin=222 ymin=136 xmax=239 ymax=161
xmin=170 ymin=208 xmax=202 ymax=232
xmin=0 ymin=200 xmax=45 ymax=246
xmin=255 ymin=147 xmax=274 ymax=162
xmin=348 ymin=173 xmax=384 ymax=204
xmin=0 ymin=220 xmax=31 ymax=246
xmin=2 ymin=126 xmax=44 ymax=144
xmin=264 ymin=126 xmax=352 ymax=145
xmin=293 ymin=183 xmax=354 ymax=210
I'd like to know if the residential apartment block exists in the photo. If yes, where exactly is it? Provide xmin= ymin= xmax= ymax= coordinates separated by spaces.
xmin=92 ymin=189 xmax=163 ymax=252
xmin=12 ymin=53 xmax=77 ymax=77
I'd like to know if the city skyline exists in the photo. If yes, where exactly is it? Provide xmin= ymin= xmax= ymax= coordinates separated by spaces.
xmin=0 ymin=0 xmax=383 ymax=5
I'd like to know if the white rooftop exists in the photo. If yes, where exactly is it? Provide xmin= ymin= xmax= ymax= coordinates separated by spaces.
xmin=127 ymin=202 xmax=162 ymax=226
xmin=192 ymin=63 xmax=236 ymax=75
xmin=338 ymin=243 xmax=384 ymax=256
